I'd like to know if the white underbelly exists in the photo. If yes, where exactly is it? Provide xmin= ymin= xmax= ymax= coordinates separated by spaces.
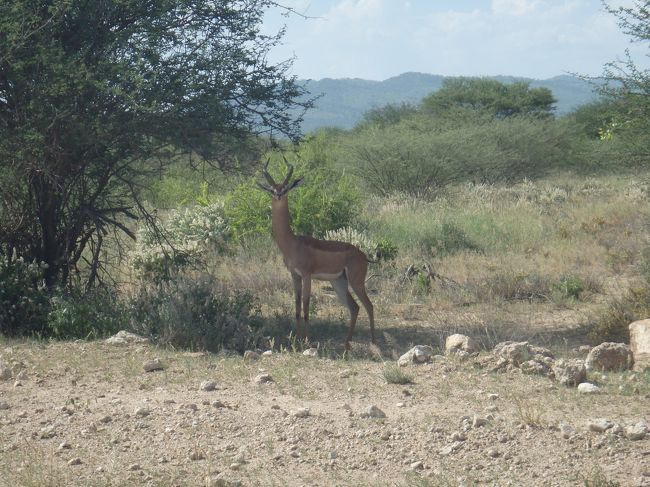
xmin=294 ymin=268 xmax=343 ymax=280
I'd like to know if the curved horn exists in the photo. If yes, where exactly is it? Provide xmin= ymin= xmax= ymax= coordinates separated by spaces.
xmin=282 ymin=155 xmax=294 ymax=186
xmin=262 ymin=158 xmax=275 ymax=186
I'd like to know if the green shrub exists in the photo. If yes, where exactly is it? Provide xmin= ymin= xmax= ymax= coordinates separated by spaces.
xmin=47 ymin=289 xmax=127 ymax=340
xmin=0 ymin=252 xmax=50 ymax=336
xmin=224 ymin=158 xmax=361 ymax=241
xmin=131 ymin=201 xmax=230 ymax=281
xmin=553 ymin=275 xmax=585 ymax=300
xmin=128 ymin=274 xmax=261 ymax=353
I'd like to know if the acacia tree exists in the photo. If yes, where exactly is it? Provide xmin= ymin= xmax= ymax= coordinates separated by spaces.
xmin=421 ymin=78 xmax=556 ymax=120
xmin=599 ymin=1 xmax=650 ymax=162
xmin=0 ymin=0 xmax=311 ymax=288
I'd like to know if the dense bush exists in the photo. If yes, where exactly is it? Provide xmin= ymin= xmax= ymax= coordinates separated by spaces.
xmin=0 ymin=253 xmax=50 ymax=336
xmin=128 ymin=274 xmax=261 ymax=353
xmin=224 ymin=158 xmax=361 ymax=241
xmin=47 ymin=289 xmax=127 ymax=340
xmin=345 ymin=116 xmax=572 ymax=195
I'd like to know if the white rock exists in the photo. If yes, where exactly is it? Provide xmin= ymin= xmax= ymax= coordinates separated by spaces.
xmin=439 ymin=441 xmax=463 ymax=456
xmin=410 ymin=461 xmax=424 ymax=470
xmin=626 ymin=421 xmax=648 ymax=441
xmin=360 ymin=405 xmax=386 ymax=419
xmin=262 ymin=350 xmax=273 ymax=356
xmin=303 ymin=348 xmax=318 ymax=357
xmin=577 ymin=382 xmax=601 ymax=394
xmin=493 ymin=341 xmax=532 ymax=367
xmin=67 ymin=458 xmax=82 ymax=466
xmin=134 ymin=407 xmax=151 ymax=417
xmin=200 ymin=380 xmax=218 ymax=391
xmin=105 ymin=330 xmax=149 ymax=345
xmin=445 ymin=334 xmax=479 ymax=355
xmin=397 ymin=345 xmax=434 ymax=366
xmin=629 ymin=319 xmax=650 ymax=372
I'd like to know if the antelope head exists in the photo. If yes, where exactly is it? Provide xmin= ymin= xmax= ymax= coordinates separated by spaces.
xmin=256 ymin=157 xmax=304 ymax=200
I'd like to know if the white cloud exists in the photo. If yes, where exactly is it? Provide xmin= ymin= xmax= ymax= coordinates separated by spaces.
xmin=491 ymin=0 xmax=540 ymax=16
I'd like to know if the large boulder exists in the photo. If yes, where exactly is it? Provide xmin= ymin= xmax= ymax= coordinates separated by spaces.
xmin=585 ymin=342 xmax=633 ymax=371
xmin=629 ymin=319 xmax=650 ymax=372
xmin=445 ymin=334 xmax=479 ymax=355
xmin=398 ymin=345 xmax=434 ymax=366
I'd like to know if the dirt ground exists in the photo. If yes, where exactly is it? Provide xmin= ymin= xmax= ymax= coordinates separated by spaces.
xmin=1 ymin=335 xmax=649 ymax=487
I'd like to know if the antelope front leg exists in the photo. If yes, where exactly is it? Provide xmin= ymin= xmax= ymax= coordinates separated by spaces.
xmin=301 ymin=275 xmax=312 ymax=344
xmin=291 ymin=272 xmax=302 ymax=340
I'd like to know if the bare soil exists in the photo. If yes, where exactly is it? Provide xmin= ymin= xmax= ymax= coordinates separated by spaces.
xmin=1 ymin=336 xmax=649 ymax=487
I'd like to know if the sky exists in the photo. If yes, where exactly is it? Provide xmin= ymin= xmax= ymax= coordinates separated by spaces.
xmin=262 ymin=0 xmax=650 ymax=81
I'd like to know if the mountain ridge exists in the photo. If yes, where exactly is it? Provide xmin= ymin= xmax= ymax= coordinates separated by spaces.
xmin=298 ymin=72 xmax=599 ymax=133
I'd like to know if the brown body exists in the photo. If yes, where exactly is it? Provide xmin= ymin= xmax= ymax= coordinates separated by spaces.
xmin=258 ymin=161 xmax=375 ymax=349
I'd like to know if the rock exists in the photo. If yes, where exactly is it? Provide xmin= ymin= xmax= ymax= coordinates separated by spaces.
xmin=98 ymin=415 xmax=112 ymax=424
xmin=439 ymin=441 xmax=463 ymax=456
xmin=0 ymin=365 xmax=11 ymax=380
xmin=520 ymin=359 xmax=551 ymax=376
xmin=630 ymin=319 xmax=650 ymax=372
xmin=559 ymin=422 xmax=577 ymax=439
xmin=626 ymin=421 xmax=648 ymax=441
xmin=450 ymin=431 xmax=466 ymax=442
xmin=67 ymin=458 xmax=82 ymax=466
xmin=487 ymin=448 xmax=500 ymax=458
xmin=243 ymin=350 xmax=260 ymax=361
xmin=57 ymin=441 xmax=72 ymax=451
xmin=128 ymin=463 xmax=141 ymax=471
xmin=142 ymin=358 xmax=164 ymax=372
xmin=410 ymin=461 xmax=424 ymax=470
xmin=577 ymin=382 xmax=601 ymax=394
xmin=552 ymin=359 xmax=587 ymax=386
xmin=134 ymin=407 xmax=151 ymax=417
xmin=106 ymin=330 xmax=149 ymax=345
xmin=292 ymin=407 xmax=310 ymax=418
xmin=200 ymin=380 xmax=218 ymax=392
xmin=303 ymin=348 xmax=318 ymax=357
xmin=255 ymin=373 xmax=273 ymax=384
xmin=493 ymin=341 xmax=532 ymax=367
xmin=585 ymin=342 xmax=633 ymax=372
xmin=190 ymin=450 xmax=206 ymax=461
xmin=15 ymin=370 xmax=28 ymax=381
xmin=262 ymin=350 xmax=273 ymax=356
xmin=380 ymin=430 xmax=391 ymax=440
xmin=588 ymin=418 xmax=613 ymax=433
xmin=445 ymin=334 xmax=479 ymax=355
xmin=0 ymin=401 xmax=9 ymax=410
xmin=398 ymin=345 xmax=434 ymax=366
xmin=472 ymin=415 xmax=488 ymax=428
xmin=360 ymin=405 xmax=386 ymax=419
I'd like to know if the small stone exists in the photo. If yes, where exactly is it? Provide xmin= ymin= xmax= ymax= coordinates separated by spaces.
xmin=588 ymin=419 xmax=613 ymax=433
xmin=142 ymin=358 xmax=164 ymax=372
xmin=292 ymin=407 xmax=310 ymax=418
xmin=134 ymin=407 xmax=150 ymax=417
xmin=262 ymin=350 xmax=273 ymax=356
xmin=439 ymin=441 xmax=463 ymax=456
xmin=200 ymin=380 xmax=218 ymax=391
xmin=58 ymin=441 xmax=72 ymax=451
xmin=398 ymin=345 xmax=434 ymax=366
xmin=303 ymin=348 xmax=318 ymax=357
xmin=255 ymin=373 xmax=273 ymax=384
xmin=445 ymin=334 xmax=480 ymax=355
xmin=67 ymin=458 xmax=82 ymax=466
xmin=16 ymin=370 xmax=28 ymax=381
xmin=552 ymin=359 xmax=587 ymax=386
xmin=450 ymin=431 xmax=466 ymax=442
xmin=380 ymin=431 xmax=391 ymax=440
xmin=243 ymin=350 xmax=260 ymax=361
xmin=128 ymin=463 xmax=141 ymax=471
xmin=626 ymin=421 xmax=648 ymax=441
xmin=410 ymin=461 xmax=424 ymax=470
xmin=106 ymin=330 xmax=149 ymax=345
xmin=488 ymin=393 xmax=499 ymax=400
xmin=360 ymin=405 xmax=386 ymax=419
xmin=487 ymin=448 xmax=500 ymax=458
xmin=472 ymin=415 xmax=488 ymax=427
xmin=559 ymin=422 xmax=577 ymax=439
xmin=190 ymin=450 xmax=206 ymax=461
xmin=212 ymin=400 xmax=226 ymax=409
xmin=0 ymin=401 xmax=9 ymax=410
xmin=577 ymin=382 xmax=600 ymax=394
xmin=230 ymin=462 xmax=242 ymax=470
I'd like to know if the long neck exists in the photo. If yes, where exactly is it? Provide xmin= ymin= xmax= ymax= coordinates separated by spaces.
xmin=271 ymin=197 xmax=295 ymax=253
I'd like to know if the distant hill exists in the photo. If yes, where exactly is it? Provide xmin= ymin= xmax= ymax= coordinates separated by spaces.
xmin=298 ymin=72 xmax=599 ymax=133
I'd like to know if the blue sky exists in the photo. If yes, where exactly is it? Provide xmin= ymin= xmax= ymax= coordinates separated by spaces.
xmin=263 ymin=0 xmax=650 ymax=80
